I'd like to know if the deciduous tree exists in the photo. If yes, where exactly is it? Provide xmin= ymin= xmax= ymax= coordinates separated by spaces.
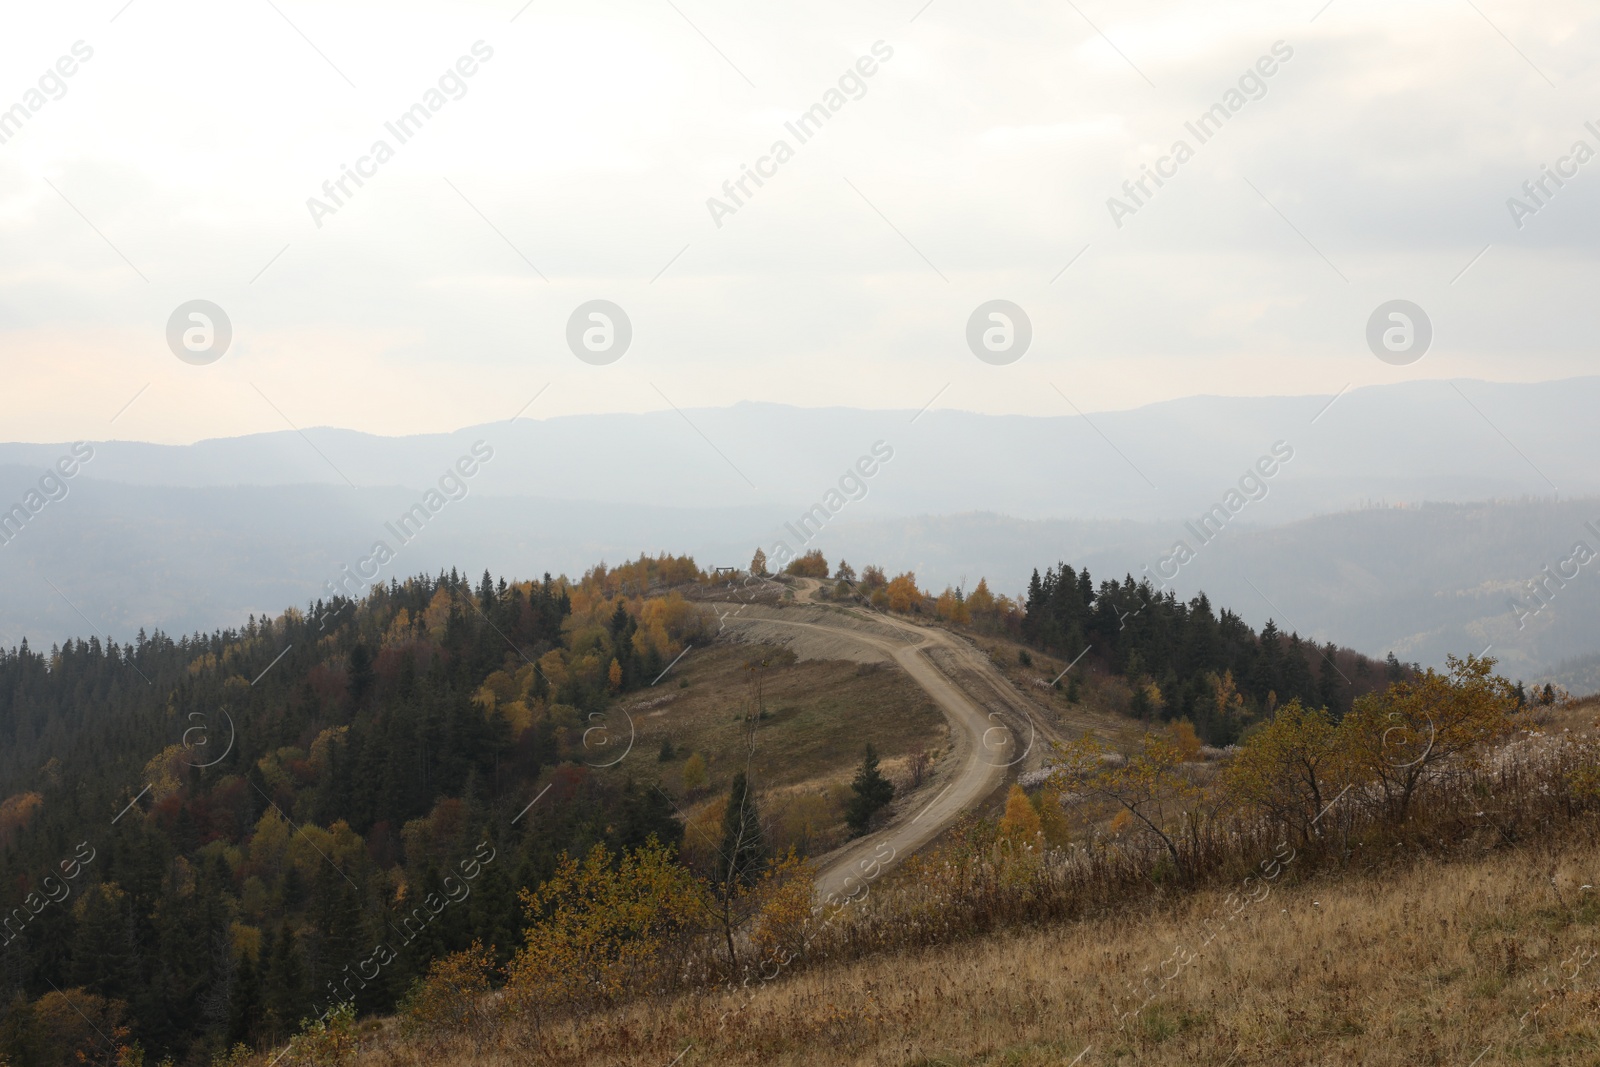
xmin=1051 ymin=732 xmax=1198 ymax=880
xmin=1219 ymin=700 xmax=1350 ymax=843
xmin=1342 ymin=654 xmax=1519 ymax=822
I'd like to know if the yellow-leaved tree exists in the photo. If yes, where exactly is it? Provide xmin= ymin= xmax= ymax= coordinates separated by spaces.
xmin=934 ymin=587 xmax=971 ymax=625
xmin=1051 ymin=732 xmax=1199 ymax=880
xmin=886 ymin=572 xmax=921 ymax=613
xmin=749 ymin=849 xmax=815 ymax=973
xmin=1219 ymin=700 xmax=1351 ymax=844
xmin=1341 ymin=654 xmax=1520 ymax=822
xmin=998 ymin=783 xmax=1041 ymax=841
xmin=505 ymin=838 xmax=705 ymax=1022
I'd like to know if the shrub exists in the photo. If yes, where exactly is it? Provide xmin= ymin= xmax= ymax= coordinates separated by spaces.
xmin=1168 ymin=719 xmax=1203 ymax=762
xmin=505 ymin=838 xmax=705 ymax=1021
xmin=400 ymin=940 xmax=496 ymax=1039
xmin=682 ymin=752 xmax=709 ymax=795
xmin=750 ymin=850 xmax=815 ymax=972
xmin=210 ymin=1046 xmax=253 ymax=1067
xmin=288 ymin=1002 xmax=357 ymax=1066
xmin=785 ymin=550 xmax=829 ymax=578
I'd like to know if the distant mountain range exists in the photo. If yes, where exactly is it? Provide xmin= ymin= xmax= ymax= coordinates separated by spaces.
xmin=0 ymin=377 xmax=1594 ymax=687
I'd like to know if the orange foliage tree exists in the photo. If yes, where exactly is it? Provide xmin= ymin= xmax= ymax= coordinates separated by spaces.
xmin=885 ymin=572 xmax=922 ymax=613
xmin=998 ymin=784 xmax=1041 ymax=841
xmin=785 ymin=550 xmax=829 ymax=578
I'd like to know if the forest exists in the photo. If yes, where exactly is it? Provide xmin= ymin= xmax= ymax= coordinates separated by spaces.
xmin=0 ymin=557 xmax=703 ymax=1064
xmin=1015 ymin=563 xmax=1398 ymax=743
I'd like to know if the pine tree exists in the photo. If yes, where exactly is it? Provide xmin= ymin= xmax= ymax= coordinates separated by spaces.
xmin=845 ymin=744 xmax=895 ymax=835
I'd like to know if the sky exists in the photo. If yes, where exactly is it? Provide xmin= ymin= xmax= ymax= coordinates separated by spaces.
xmin=2 ymin=0 xmax=1598 ymax=444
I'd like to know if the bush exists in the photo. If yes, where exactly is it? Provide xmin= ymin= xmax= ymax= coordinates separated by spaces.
xmin=288 ymin=1002 xmax=357 ymax=1066
xmin=785 ymin=550 xmax=829 ymax=578
xmin=400 ymin=940 xmax=496 ymax=1039
xmin=505 ymin=839 xmax=705 ymax=1021
xmin=209 ymin=1046 xmax=253 ymax=1067
xmin=682 ymin=752 xmax=709 ymax=795
xmin=750 ymin=851 xmax=815 ymax=971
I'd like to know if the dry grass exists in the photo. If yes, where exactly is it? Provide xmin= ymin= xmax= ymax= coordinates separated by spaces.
xmin=346 ymin=817 xmax=1600 ymax=1066
xmin=327 ymin=723 xmax=1600 ymax=1067
xmin=611 ymin=643 xmax=944 ymax=797
xmin=966 ymin=632 xmax=1143 ymax=745
xmin=597 ymin=641 xmax=948 ymax=856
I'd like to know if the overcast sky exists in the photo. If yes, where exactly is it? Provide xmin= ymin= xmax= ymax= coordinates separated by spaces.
xmin=2 ymin=0 xmax=1596 ymax=444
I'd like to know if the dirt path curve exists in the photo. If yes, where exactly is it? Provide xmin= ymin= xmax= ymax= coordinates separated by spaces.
xmin=711 ymin=578 xmax=1051 ymax=905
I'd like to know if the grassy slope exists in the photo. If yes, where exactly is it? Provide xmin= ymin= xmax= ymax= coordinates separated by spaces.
xmin=361 ymin=819 xmax=1600 ymax=1066
xmin=596 ymin=640 xmax=948 ymax=851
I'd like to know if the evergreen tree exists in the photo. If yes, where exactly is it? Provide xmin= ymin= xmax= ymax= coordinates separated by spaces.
xmin=228 ymin=949 xmax=262 ymax=1047
xmin=347 ymin=642 xmax=375 ymax=705
xmin=263 ymin=922 xmax=307 ymax=1042
xmin=845 ymin=744 xmax=895 ymax=835
xmin=718 ymin=771 xmax=766 ymax=888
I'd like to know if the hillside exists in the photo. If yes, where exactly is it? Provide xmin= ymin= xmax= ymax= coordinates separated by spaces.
xmin=335 ymin=811 xmax=1600 ymax=1066
xmin=0 ymin=551 xmax=1412 ymax=1065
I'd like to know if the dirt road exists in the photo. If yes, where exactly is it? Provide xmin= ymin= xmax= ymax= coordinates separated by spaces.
xmin=711 ymin=578 xmax=1051 ymax=904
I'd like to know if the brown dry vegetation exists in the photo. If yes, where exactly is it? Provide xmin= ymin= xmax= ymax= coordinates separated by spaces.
xmin=597 ymin=640 xmax=948 ymax=858
xmin=608 ymin=643 xmax=944 ymax=796
xmin=295 ymin=694 xmax=1600 ymax=1066
xmin=323 ymin=816 xmax=1600 ymax=1066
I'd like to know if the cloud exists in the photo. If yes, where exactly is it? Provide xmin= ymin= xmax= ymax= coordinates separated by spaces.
xmin=1 ymin=0 xmax=1598 ymax=441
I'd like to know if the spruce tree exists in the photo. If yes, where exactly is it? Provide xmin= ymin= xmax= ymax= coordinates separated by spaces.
xmin=263 ymin=922 xmax=307 ymax=1042
xmin=229 ymin=949 xmax=261 ymax=1046
xmin=845 ymin=744 xmax=895 ymax=835
xmin=718 ymin=771 xmax=766 ymax=888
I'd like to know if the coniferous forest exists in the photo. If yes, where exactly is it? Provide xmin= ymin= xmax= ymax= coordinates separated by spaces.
xmin=0 ymin=558 xmax=705 ymax=1064
xmin=1017 ymin=563 xmax=1399 ymax=743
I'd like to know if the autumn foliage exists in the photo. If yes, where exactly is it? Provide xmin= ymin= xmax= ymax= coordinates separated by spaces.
xmin=504 ymin=838 xmax=705 ymax=1020
xmin=784 ymin=550 xmax=829 ymax=579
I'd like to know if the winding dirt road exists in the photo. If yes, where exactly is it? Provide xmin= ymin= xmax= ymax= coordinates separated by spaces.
xmin=711 ymin=578 xmax=1053 ymax=904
